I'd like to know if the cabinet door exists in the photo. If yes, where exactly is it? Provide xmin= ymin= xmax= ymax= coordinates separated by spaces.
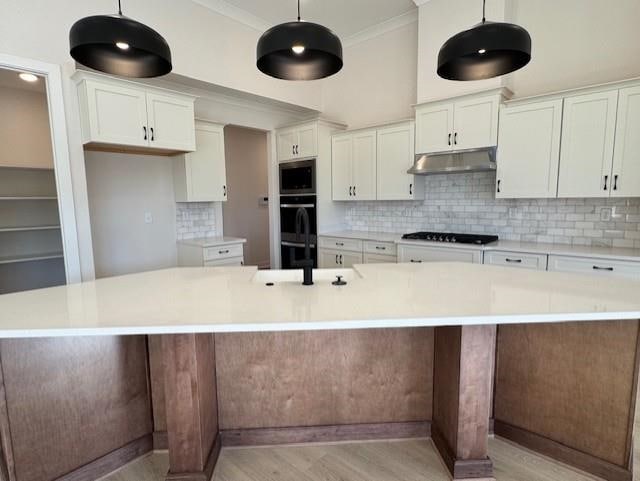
xmin=557 ymin=90 xmax=618 ymax=198
xmin=277 ymin=129 xmax=297 ymax=162
xmin=415 ymin=103 xmax=454 ymax=154
xmin=331 ymin=134 xmax=353 ymax=201
xmin=83 ymin=80 xmax=149 ymax=147
xmin=146 ymin=92 xmax=196 ymax=151
xmin=453 ymin=95 xmax=500 ymax=150
xmin=339 ymin=251 xmax=363 ymax=267
xmin=496 ymin=100 xmax=563 ymax=198
xmin=612 ymin=86 xmax=640 ymax=197
xmin=377 ymin=123 xmax=416 ymax=200
xmin=296 ymin=124 xmax=317 ymax=159
xmin=318 ymin=248 xmax=341 ymax=268
xmin=188 ymin=124 xmax=227 ymax=202
xmin=364 ymin=253 xmax=396 ymax=264
xmin=398 ymin=245 xmax=482 ymax=264
xmin=352 ymin=130 xmax=377 ymax=200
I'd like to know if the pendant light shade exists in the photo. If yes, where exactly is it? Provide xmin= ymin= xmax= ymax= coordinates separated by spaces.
xmin=69 ymin=1 xmax=172 ymax=78
xmin=256 ymin=0 xmax=343 ymax=80
xmin=437 ymin=0 xmax=531 ymax=81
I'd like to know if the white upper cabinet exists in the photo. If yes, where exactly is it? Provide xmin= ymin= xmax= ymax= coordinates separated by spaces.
xmin=80 ymin=80 xmax=149 ymax=148
xmin=415 ymin=103 xmax=454 ymax=154
xmin=331 ymin=129 xmax=376 ymax=201
xmin=496 ymin=99 xmax=563 ymax=198
xmin=453 ymin=95 xmax=500 ymax=150
xmin=612 ymin=86 xmax=640 ymax=197
xmin=146 ymin=92 xmax=196 ymax=152
xmin=415 ymin=91 xmax=505 ymax=154
xmin=174 ymin=122 xmax=227 ymax=202
xmin=331 ymin=134 xmax=353 ymax=201
xmin=276 ymin=123 xmax=317 ymax=162
xmin=377 ymin=121 xmax=422 ymax=201
xmin=75 ymin=72 xmax=195 ymax=153
xmin=557 ymin=90 xmax=619 ymax=198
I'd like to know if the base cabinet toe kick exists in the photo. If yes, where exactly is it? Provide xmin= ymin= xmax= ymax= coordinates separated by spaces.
xmin=0 ymin=321 xmax=636 ymax=481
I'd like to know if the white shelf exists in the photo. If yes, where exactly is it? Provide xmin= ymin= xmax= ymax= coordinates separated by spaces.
xmin=0 ymin=196 xmax=57 ymax=201
xmin=0 ymin=252 xmax=64 ymax=265
xmin=0 ymin=225 xmax=61 ymax=233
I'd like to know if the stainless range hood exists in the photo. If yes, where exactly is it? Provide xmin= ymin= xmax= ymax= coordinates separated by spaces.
xmin=408 ymin=147 xmax=496 ymax=175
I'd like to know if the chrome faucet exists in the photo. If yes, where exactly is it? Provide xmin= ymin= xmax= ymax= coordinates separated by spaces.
xmin=291 ymin=207 xmax=313 ymax=285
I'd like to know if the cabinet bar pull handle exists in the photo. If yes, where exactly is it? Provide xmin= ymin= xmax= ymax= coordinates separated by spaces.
xmin=410 ymin=259 xmax=422 ymax=263
xmin=219 ymin=250 xmax=230 ymax=254
xmin=353 ymin=185 xmax=356 ymax=197
xmin=613 ymin=174 xmax=619 ymax=191
xmin=375 ymin=246 xmax=386 ymax=250
xmin=335 ymin=254 xmax=339 ymax=265
xmin=150 ymin=127 xmax=155 ymax=141
xmin=505 ymin=258 xmax=522 ymax=263
xmin=603 ymin=175 xmax=609 ymax=191
xmin=340 ymin=255 xmax=343 ymax=265
xmin=336 ymin=242 xmax=344 ymax=247
xmin=143 ymin=126 xmax=147 ymax=140
xmin=593 ymin=265 xmax=614 ymax=271
xmin=409 ymin=183 xmax=413 ymax=195
xmin=349 ymin=186 xmax=352 ymax=196
xmin=497 ymin=179 xmax=501 ymax=193
xmin=448 ymin=133 xmax=451 ymax=146
xmin=454 ymin=132 xmax=458 ymax=145
xmin=223 ymin=185 xmax=227 ymax=197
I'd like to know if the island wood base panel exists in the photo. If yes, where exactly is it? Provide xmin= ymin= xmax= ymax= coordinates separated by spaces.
xmin=495 ymin=421 xmax=633 ymax=481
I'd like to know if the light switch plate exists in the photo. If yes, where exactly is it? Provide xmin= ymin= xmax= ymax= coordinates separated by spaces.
xmin=144 ymin=212 xmax=153 ymax=224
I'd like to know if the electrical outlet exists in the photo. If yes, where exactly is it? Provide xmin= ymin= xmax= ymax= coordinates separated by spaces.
xmin=599 ymin=207 xmax=612 ymax=221
xmin=144 ymin=212 xmax=153 ymax=224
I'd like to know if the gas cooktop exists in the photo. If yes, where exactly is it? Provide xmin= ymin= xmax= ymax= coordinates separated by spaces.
xmin=401 ymin=232 xmax=499 ymax=245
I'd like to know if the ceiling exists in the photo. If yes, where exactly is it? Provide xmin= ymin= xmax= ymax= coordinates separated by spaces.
xmin=0 ymin=68 xmax=46 ymax=93
xmin=201 ymin=0 xmax=418 ymax=39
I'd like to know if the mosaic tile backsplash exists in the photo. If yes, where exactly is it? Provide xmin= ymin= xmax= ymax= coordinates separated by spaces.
xmin=345 ymin=172 xmax=640 ymax=248
xmin=176 ymin=202 xmax=219 ymax=240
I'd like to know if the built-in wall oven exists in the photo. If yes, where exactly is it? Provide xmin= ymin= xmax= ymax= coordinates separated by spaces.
xmin=279 ymin=159 xmax=317 ymax=269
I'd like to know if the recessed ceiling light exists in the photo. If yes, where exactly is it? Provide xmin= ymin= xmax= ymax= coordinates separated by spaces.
xmin=19 ymin=73 xmax=39 ymax=83
xmin=292 ymin=45 xmax=305 ymax=55
xmin=115 ymin=42 xmax=130 ymax=50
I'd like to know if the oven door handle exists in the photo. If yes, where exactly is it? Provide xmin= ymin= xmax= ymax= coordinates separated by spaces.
xmin=280 ymin=204 xmax=315 ymax=208
xmin=281 ymin=241 xmax=316 ymax=248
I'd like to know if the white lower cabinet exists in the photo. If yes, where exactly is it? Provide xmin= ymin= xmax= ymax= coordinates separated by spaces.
xmin=177 ymin=240 xmax=245 ymax=267
xmin=548 ymin=255 xmax=640 ymax=280
xmin=318 ymin=237 xmax=396 ymax=267
xmin=318 ymin=249 xmax=363 ymax=268
xmin=363 ymin=253 xmax=396 ymax=264
xmin=483 ymin=250 xmax=548 ymax=270
xmin=397 ymin=244 xmax=482 ymax=264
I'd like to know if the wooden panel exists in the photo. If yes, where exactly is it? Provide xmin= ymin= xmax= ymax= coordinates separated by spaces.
xmin=221 ymin=421 xmax=431 ymax=447
xmin=215 ymin=328 xmax=434 ymax=430
xmin=0 ymin=336 xmax=152 ymax=481
xmin=162 ymin=334 xmax=218 ymax=478
xmin=432 ymin=327 xmax=461 ymax=453
xmin=495 ymin=321 xmax=640 ymax=468
xmin=147 ymin=336 xmax=167 ymax=433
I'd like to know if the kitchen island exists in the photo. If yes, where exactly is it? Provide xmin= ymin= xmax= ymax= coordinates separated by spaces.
xmin=0 ymin=263 xmax=638 ymax=481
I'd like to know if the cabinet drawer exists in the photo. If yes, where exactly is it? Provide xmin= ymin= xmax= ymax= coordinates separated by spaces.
xmin=484 ymin=250 xmax=548 ymax=270
xmin=364 ymin=253 xmax=397 ymax=264
xmin=203 ymin=243 xmax=244 ymax=261
xmin=548 ymin=255 xmax=640 ymax=280
xmin=204 ymin=257 xmax=244 ymax=267
xmin=364 ymin=240 xmax=397 ymax=256
xmin=318 ymin=237 xmax=363 ymax=253
xmin=398 ymin=244 xmax=482 ymax=264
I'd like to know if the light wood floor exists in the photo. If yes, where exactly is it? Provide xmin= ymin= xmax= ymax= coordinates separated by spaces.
xmin=100 ymin=436 xmax=618 ymax=481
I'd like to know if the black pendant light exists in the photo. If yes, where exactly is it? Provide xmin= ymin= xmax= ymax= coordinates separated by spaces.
xmin=257 ymin=0 xmax=343 ymax=81
xmin=69 ymin=0 xmax=172 ymax=78
xmin=437 ymin=0 xmax=531 ymax=81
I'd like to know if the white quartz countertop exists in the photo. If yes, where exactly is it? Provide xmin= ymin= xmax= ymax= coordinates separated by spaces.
xmin=177 ymin=236 xmax=247 ymax=248
xmin=321 ymin=231 xmax=640 ymax=261
xmin=0 ymin=263 xmax=639 ymax=338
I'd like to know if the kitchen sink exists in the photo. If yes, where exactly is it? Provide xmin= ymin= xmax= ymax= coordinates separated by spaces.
xmin=252 ymin=268 xmax=357 ymax=285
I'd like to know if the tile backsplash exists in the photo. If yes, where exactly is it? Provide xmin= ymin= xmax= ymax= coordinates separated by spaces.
xmin=176 ymin=202 xmax=219 ymax=240
xmin=345 ymin=172 xmax=640 ymax=248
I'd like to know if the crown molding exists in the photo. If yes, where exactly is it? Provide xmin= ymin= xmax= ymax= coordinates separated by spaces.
xmin=191 ymin=0 xmax=271 ymax=31
xmin=412 ymin=0 xmax=433 ymax=5
xmin=343 ymin=9 xmax=418 ymax=48
xmin=191 ymin=0 xmax=418 ymax=48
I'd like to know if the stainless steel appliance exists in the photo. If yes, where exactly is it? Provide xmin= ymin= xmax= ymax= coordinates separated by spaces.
xmin=279 ymin=159 xmax=316 ymax=195
xmin=408 ymin=148 xmax=496 ymax=175
xmin=402 ymin=231 xmax=498 ymax=245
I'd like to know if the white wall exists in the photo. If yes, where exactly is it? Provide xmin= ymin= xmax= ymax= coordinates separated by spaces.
xmin=322 ymin=22 xmax=418 ymax=128
xmin=0 ymin=0 xmax=322 ymax=111
xmin=84 ymin=151 xmax=177 ymax=278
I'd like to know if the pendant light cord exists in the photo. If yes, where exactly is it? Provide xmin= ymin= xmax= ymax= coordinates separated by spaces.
xmin=117 ymin=0 xmax=122 ymax=15
xmin=482 ymin=0 xmax=486 ymax=23
xmin=297 ymin=0 xmax=301 ymax=21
